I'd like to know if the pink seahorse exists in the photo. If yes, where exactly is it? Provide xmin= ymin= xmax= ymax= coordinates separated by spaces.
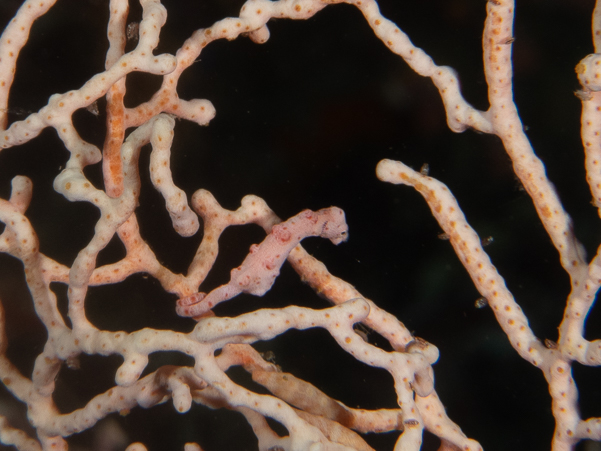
xmin=176 ymin=207 xmax=348 ymax=318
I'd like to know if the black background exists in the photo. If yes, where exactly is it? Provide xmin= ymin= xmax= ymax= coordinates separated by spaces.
xmin=0 ymin=0 xmax=599 ymax=450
